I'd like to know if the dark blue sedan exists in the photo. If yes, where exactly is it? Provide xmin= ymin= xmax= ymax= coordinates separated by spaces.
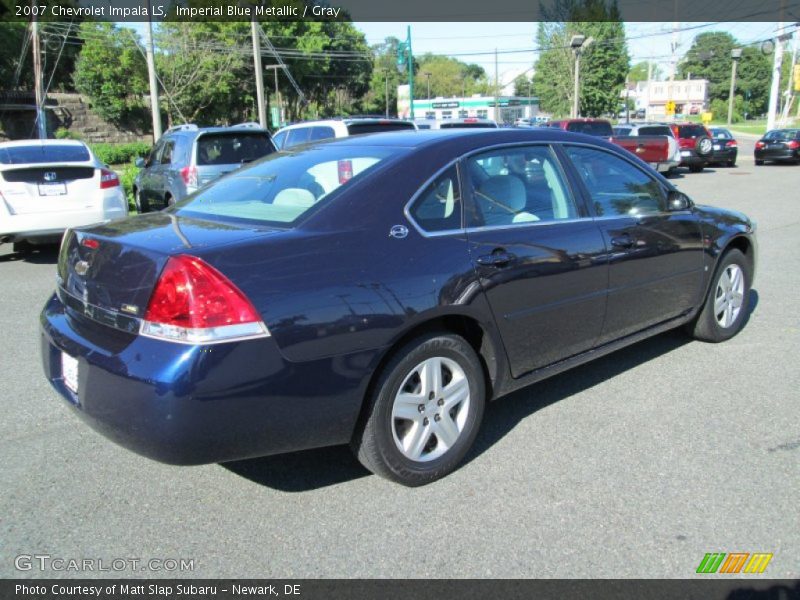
xmin=41 ymin=129 xmax=757 ymax=486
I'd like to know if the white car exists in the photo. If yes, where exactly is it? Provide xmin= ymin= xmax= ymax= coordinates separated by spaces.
xmin=0 ymin=140 xmax=128 ymax=251
xmin=272 ymin=118 xmax=417 ymax=150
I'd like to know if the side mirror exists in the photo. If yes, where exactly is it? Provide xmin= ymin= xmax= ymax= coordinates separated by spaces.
xmin=667 ymin=190 xmax=692 ymax=211
xmin=134 ymin=157 xmax=146 ymax=168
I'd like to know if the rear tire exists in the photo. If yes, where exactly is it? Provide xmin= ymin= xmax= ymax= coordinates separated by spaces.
xmin=688 ymin=249 xmax=752 ymax=343
xmin=689 ymin=165 xmax=704 ymax=173
xmin=134 ymin=189 xmax=150 ymax=214
xmin=13 ymin=241 xmax=32 ymax=254
xmin=755 ymin=159 xmax=764 ymax=166
xmin=352 ymin=332 xmax=486 ymax=486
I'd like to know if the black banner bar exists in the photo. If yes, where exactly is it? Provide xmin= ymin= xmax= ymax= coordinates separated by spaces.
xmin=3 ymin=580 xmax=800 ymax=600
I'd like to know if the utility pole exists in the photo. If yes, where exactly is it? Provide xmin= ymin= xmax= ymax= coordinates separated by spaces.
xmin=570 ymin=35 xmax=591 ymax=118
xmin=425 ymin=72 xmax=431 ymax=99
xmin=727 ymin=49 xmax=742 ymax=126
xmin=645 ymin=61 xmax=653 ymax=121
xmin=144 ymin=4 xmax=162 ymax=140
xmin=384 ymin=69 xmax=389 ymax=117
xmin=494 ymin=47 xmax=499 ymax=119
xmin=251 ymin=19 xmax=267 ymax=129
xmin=780 ymin=27 xmax=798 ymax=125
xmin=767 ymin=22 xmax=786 ymax=131
xmin=265 ymin=66 xmax=282 ymax=126
xmin=31 ymin=16 xmax=47 ymax=139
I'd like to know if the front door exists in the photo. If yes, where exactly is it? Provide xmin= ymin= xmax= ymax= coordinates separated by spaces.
xmin=560 ymin=144 xmax=705 ymax=344
xmin=462 ymin=144 xmax=608 ymax=378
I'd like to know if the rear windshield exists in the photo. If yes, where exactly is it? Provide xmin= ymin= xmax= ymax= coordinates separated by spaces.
xmin=439 ymin=122 xmax=497 ymax=129
xmin=346 ymin=122 xmax=415 ymax=135
xmin=678 ymin=125 xmax=708 ymax=138
xmin=195 ymin=133 xmax=274 ymax=166
xmin=0 ymin=144 xmax=90 ymax=164
xmin=765 ymin=129 xmax=800 ymax=141
xmin=566 ymin=121 xmax=613 ymax=136
xmin=638 ymin=126 xmax=672 ymax=136
xmin=710 ymin=129 xmax=732 ymax=139
xmin=176 ymin=145 xmax=403 ymax=227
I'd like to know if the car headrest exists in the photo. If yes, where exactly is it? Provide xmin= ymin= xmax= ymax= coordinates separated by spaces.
xmin=477 ymin=175 xmax=527 ymax=213
xmin=272 ymin=188 xmax=316 ymax=208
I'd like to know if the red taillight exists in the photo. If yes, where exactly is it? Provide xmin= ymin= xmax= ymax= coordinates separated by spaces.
xmin=786 ymin=140 xmax=800 ymax=149
xmin=99 ymin=168 xmax=120 ymax=189
xmin=81 ymin=238 xmax=99 ymax=250
xmin=725 ymin=140 xmax=737 ymax=148
xmin=180 ymin=166 xmax=198 ymax=187
xmin=755 ymin=141 xmax=765 ymax=149
xmin=337 ymin=160 xmax=353 ymax=184
xmin=464 ymin=118 xmax=478 ymax=123
xmin=141 ymin=255 xmax=268 ymax=344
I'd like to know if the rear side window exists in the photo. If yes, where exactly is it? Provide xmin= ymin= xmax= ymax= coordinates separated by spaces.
xmin=678 ymin=125 xmax=708 ymax=138
xmin=465 ymin=145 xmax=577 ymax=227
xmin=195 ymin=133 xmax=274 ymax=165
xmin=409 ymin=166 xmax=462 ymax=232
xmin=638 ymin=126 xmax=672 ymax=136
xmin=566 ymin=121 xmax=613 ymax=136
xmin=0 ymin=144 xmax=90 ymax=164
xmin=346 ymin=122 xmax=415 ymax=135
xmin=564 ymin=145 xmax=666 ymax=217
xmin=307 ymin=126 xmax=336 ymax=142
xmin=177 ymin=145 xmax=402 ymax=226
xmin=272 ymin=131 xmax=288 ymax=149
xmin=160 ymin=141 xmax=175 ymax=165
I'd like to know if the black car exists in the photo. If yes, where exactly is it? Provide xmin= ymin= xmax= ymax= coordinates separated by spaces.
xmin=40 ymin=129 xmax=757 ymax=486
xmin=754 ymin=129 xmax=800 ymax=165
xmin=709 ymin=127 xmax=739 ymax=167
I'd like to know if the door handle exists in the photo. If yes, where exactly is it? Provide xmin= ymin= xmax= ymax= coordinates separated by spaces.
xmin=477 ymin=251 xmax=515 ymax=267
xmin=610 ymin=234 xmax=635 ymax=249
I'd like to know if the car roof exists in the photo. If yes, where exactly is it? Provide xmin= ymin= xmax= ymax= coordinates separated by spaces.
xmin=325 ymin=127 xmax=625 ymax=154
xmin=0 ymin=139 xmax=88 ymax=148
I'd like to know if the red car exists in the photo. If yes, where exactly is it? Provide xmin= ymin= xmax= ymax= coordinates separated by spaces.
xmin=667 ymin=123 xmax=714 ymax=172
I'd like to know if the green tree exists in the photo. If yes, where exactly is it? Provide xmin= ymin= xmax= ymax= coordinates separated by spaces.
xmin=533 ymin=1 xmax=629 ymax=117
xmin=677 ymin=31 xmax=771 ymax=115
xmin=72 ymin=22 xmax=148 ymax=125
xmin=414 ymin=54 xmax=488 ymax=99
xmin=362 ymin=37 xmax=403 ymax=116
xmin=513 ymin=74 xmax=534 ymax=97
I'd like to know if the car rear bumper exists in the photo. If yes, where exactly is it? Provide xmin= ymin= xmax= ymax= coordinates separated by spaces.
xmin=711 ymin=148 xmax=737 ymax=163
xmin=0 ymin=207 xmax=128 ymax=242
xmin=40 ymin=293 xmax=376 ymax=465
xmin=678 ymin=150 xmax=708 ymax=167
xmin=754 ymin=148 xmax=800 ymax=162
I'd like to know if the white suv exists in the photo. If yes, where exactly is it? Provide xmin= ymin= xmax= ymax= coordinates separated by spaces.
xmin=272 ymin=118 xmax=417 ymax=150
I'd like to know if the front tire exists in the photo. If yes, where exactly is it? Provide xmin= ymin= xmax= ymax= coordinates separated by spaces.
xmin=352 ymin=332 xmax=486 ymax=486
xmin=134 ymin=189 xmax=150 ymax=214
xmin=688 ymin=248 xmax=752 ymax=343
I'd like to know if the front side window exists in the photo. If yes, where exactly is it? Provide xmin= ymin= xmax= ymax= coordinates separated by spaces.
xmin=176 ymin=145 xmax=403 ymax=227
xmin=464 ymin=145 xmax=577 ymax=227
xmin=408 ymin=166 xmax=462 ymax=233
xmin=564 ymin=146 xmax=666 ymax=217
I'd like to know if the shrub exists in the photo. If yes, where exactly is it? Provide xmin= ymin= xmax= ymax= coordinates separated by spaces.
xmin=54 ymin=127 xmax=82 ymax=140
xmin=90 ymin=142 xmax=150 ymax=166
xmin=117 ymin=163 xmax=141 ymax=212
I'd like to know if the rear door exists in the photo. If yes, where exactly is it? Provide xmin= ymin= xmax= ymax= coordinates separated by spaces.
xmin=462 ymin=143 xmax=608 ymax=377
xmin=560 ymin=144 xmax=704 ymax=343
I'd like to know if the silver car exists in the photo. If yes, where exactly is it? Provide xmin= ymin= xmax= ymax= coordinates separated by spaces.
xmin=133 ymin=123 xmax=275 ymax=213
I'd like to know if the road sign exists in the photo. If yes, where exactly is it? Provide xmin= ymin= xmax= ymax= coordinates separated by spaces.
xmin=794 ymin=64 xmax=800 ymax=92
xmin=701 ymin=112 xmax=713 ymax=124
xmin=665 ymin=100 xmax=676 ymax=115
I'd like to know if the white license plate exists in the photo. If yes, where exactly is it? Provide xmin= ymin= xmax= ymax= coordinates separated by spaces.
xmin=61 ymin=352 xmax=78 ymax=394
xmin=681 ymin=150 xmax=691 ymax=156
xmin=38 ymin=183 xmax=67 ymax=196
xmin=713 ymin=144 xmax=721 ymax=150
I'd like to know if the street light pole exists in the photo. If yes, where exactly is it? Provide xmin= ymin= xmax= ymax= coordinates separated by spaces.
xmin=425 ymin=72 xmax=431 ymax=99
xmin=570 ymin=35 xmax=588 ymax=118
xmin=727 ymin=48 xmax=742 ymax=126
xmin=384 ymin=69 xmax=389 ymax=117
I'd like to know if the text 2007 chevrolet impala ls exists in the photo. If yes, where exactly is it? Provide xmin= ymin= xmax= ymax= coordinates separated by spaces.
xmin=41 ymin=129 xmax=756 ymax=486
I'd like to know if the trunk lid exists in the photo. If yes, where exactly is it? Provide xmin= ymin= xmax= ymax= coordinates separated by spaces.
xmin=57 ymin=212 xmax=284 ymax=325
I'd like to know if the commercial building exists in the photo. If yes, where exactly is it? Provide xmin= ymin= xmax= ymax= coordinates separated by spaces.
xmin=621 ymin=79 xmax=709 ymax=119
xmin=397 ymin=86 xmax=539 ymax=124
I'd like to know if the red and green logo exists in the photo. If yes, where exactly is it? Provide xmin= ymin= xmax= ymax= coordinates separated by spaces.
xmin=696 ymin=553 xmax=773 ymax=574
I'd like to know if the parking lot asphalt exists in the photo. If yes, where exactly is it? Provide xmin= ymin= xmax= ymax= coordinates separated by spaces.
xmin=1 ymin=137 xmax=798 ymax=579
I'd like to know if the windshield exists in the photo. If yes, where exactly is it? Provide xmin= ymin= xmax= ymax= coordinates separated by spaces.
xmin=176 ymin=145 xmax=403 ymax=227
xmin=566 ymin=121 xmax=613 ymax=136
xmin=0 ymin=144 xmax=90 ymax=164
xmin=710 ymin=129 xmax=732 ymax=139
xmin=195 ymin=132 xmax=274 ymax=165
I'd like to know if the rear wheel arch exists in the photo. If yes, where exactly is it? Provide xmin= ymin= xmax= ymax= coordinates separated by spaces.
xmin=353 ymin=314 xmax=501 ymax=439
